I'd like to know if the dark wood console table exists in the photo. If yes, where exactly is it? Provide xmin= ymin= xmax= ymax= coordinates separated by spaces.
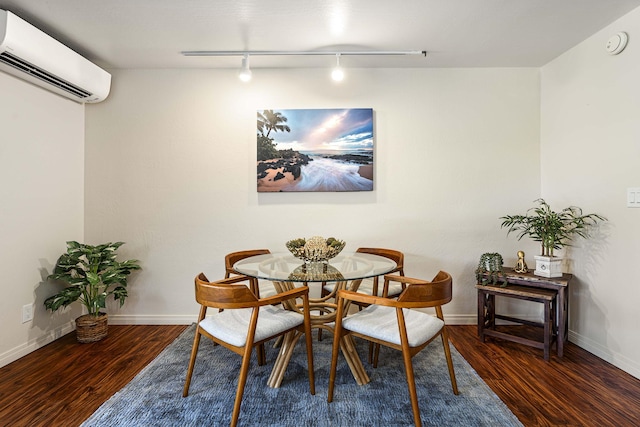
xmin=476 ymin=268 xmax=572 ymax=359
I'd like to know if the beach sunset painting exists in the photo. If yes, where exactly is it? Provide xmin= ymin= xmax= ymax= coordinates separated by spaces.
xmin=257 ymin=108 xmax=374 ymax=192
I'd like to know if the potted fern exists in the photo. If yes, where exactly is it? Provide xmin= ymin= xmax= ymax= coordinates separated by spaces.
xmin=500 ymin=199 xmax=606 ymax=277
xmin=45 ymin=241 xmax=141 ymax=342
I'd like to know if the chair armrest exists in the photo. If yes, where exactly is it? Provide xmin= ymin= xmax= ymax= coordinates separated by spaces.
xmin=336 ymin=289 xmax=400 ymax=308
xmin=258 ymin=285 xmax=309 ymax=306
xmin=383 ymin=274 xmax=423 ymax=286
xmin=216 ymin=275 xmax=256 ymax=285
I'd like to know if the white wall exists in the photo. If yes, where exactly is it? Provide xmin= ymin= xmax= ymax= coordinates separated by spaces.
xmin=541 ymin=8 xmax=640 ymax=378
xmin=4 ymin=12 xmax=638 ymax=380
xmin=84 ymin=67 xmax=541 ymax=324
xmin=0 ymin=73 xmax=85 ymax=367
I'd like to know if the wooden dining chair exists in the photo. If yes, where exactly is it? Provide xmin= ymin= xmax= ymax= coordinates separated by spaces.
xmin=327 ymin=271 xmax=459 ymax=427
xmin=224 ymin=249 xmax=278 ymax=298
xmin=183 ymin=273 xmax=315 ymax=427
xmin=321 ymin=247 xmax=405 ymax=364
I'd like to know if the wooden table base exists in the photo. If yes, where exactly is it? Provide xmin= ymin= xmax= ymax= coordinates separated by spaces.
xmin=267 ymin=279 xmax=370 ymax=388
xmin=267 ymin=328 xmax=370 ymax=388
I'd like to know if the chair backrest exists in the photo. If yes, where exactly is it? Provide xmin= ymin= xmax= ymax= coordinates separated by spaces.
xmin=195 ymin=273 xmax=260 ymax=309
xmin=354 ymin=248 xmax=405 ymax=297
xmin=224 ymin=249 xmax=271 ymax=278
xmin=395 ymin=271 xmax=452 ymax=308
xmin=356 ymin=247 xmax=404 ymax=274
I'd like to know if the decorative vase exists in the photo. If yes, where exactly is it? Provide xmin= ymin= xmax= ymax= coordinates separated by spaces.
xmin=75 ymin=313 xmax=108 ymax=343
xmin=534 ymin=255 xmax=563 ymax=278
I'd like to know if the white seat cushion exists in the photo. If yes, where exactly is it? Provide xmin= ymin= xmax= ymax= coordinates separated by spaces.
xmin=341 ymin=305 xmax=444 ymax=347
xmin=324 ymin=278 xmax=404 ymax=297
xmin=199 ymin=305 xmax=303 ymax=347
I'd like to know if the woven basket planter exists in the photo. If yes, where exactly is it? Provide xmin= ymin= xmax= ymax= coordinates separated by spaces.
xmin=75 ymin=313 xmax=108 ymax=343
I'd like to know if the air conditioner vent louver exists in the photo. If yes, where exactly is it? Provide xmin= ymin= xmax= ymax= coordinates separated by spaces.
xmin=0 ymin=51 xmax=91 ymax=98
xmin=0 ymin=9 xmax=110 ymax=103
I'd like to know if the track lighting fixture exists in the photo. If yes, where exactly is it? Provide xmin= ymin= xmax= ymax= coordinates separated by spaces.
xmin=331 ymin=53 xmax=344 ymax=82
xmin=181 ymin=50 xmax=427 ymax=82
xmin=238 ymin=54 xmax=252 ymax=82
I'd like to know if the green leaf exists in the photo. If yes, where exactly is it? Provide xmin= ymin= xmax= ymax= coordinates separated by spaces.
xmin=44 ymin=286 xmax=83 ymax=311
xmin=112 ymin=286 xmax=129 ymax=307
xmin=86 ymin=272 xmax=101 ymax=286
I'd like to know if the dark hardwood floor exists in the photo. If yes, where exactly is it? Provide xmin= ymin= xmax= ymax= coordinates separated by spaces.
xmin=448 ymin=325 xmax=640 ymax=426
xmin=0 ymin=324 xmax=639 ymax=426
xmin=0 ymin=325 xmax=188 ymax=427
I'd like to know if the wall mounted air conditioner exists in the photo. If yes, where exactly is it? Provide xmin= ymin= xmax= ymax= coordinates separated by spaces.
xmin=0 ymin=9 xmax=111 ymax=103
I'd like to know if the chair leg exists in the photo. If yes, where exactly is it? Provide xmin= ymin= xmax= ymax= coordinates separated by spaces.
xmin=257 ymin=343 xmax=266 ymax=366
xmin=372 ymin=343 xmax=382 ymax=367
xmin=401 ymin=348 xmax=422 ymax=427
xmin=182 ymin=329 xmax=202 ymax=397
xmin=367 ymin=341 xmax=382 ymax=367
xmin=327 ymin=329 xmax=344 ymax=402
xmin=304 ymin=326 xmax=316 ymax=395
xmin=440 ymin=328 xmax=459 ymax=395
xmin=230 ymin=346 xmax=253 ymax=427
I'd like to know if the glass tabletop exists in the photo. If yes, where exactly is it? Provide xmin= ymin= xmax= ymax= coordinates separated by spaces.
xmin=233 ymin=252 xmax=397 ymax=283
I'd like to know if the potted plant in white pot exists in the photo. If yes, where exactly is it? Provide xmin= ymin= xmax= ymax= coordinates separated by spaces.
xmin=45 ymin=241 xmax=141 ymax=342
xmin=500 ymin=199 xmax=606 ymax=277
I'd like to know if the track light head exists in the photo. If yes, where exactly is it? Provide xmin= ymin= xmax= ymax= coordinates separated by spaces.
xmin=238 ymin=55 xmax=252 ymax=82
xmin=331 ymin=53 xmax=344 ymax=82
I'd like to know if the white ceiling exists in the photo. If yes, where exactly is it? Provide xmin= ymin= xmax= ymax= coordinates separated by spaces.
xmin=1 ymin=0 xmax=639 ymax=70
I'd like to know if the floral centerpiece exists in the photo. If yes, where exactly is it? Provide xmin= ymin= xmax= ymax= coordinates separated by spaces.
xmin=286 ymin=236 xmax=345 ymax=263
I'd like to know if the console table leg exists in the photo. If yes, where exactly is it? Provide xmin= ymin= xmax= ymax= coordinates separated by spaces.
xmin=543 ymin=300 xmax=551 ymax=361
xmin=477 ymin=290 xmax=485 ymax=341
xmin=557 ymin=287 xmax=567 ymax=358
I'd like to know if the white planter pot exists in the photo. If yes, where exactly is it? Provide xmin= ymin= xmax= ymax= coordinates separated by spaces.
xmin=534 ymin=255 xmax=563 ymax=278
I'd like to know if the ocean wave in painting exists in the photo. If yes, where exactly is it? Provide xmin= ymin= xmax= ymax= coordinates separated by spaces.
xmin=283 ymin=157 xmax=372 ymax=192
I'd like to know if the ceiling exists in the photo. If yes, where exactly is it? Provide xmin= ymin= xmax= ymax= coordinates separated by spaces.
xmin=1 ymin=0 xmax=639 ymax=70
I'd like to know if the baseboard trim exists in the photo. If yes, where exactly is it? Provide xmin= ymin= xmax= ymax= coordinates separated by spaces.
xmin=108 ymin=314 xmax=195 ymax=325
xmin=569 ymin=330 xmax=640 ymax=380
xmin=444 ymin=314 xmax=477 ymax=325
xmin=0 ymin=321 xmax=75 ymax=368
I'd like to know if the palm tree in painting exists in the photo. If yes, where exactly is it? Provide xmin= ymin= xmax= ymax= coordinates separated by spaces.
xmin=257 ymin=110 xmax=291 ymax=137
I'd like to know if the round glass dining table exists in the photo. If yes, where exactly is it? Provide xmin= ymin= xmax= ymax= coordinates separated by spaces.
xmin=233 ymin=252 xmax=397 ymax=283
xmin=233 ymin=252 xmax=398 ymax=387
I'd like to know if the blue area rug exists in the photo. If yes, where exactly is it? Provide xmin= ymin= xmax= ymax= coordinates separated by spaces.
xmin=82 ymin=325 xmax=522 ymax=426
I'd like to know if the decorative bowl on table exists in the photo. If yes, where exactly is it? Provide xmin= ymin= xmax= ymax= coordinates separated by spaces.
xmin=285 ymin=236 xmax=346 ymax=263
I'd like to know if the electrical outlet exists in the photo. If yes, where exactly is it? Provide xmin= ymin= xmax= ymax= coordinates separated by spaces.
xmin=22 ymin=303 xmax=33 ymax=323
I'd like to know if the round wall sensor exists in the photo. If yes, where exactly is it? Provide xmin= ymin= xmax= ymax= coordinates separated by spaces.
xmin=606 ymin=32 xmax=628 ymax=55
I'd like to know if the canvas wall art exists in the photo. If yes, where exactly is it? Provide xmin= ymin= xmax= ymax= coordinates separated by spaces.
xmin=257 ymin=108 xmax=374 ymax=192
